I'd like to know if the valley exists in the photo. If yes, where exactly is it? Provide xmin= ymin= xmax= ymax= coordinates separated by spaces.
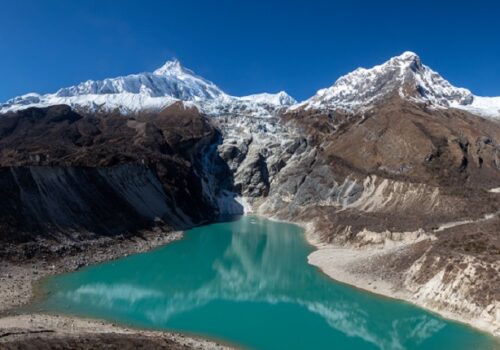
xmin=0 ymin=51 xmax=499 ymax=348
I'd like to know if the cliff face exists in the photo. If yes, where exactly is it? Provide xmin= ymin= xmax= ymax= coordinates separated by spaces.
xmin=0 ymin=103 xmax=241 ymax=257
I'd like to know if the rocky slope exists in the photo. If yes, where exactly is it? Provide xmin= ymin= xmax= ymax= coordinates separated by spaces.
xmin=1 ymin=52 xmax=499 ymax=336
xmin=259 ymin=96 xmax=500 ymax=334
xmin=0 ymin=102 xmax=242 ymax=259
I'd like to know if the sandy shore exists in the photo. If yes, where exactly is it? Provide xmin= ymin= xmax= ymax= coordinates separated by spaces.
xmin=0 ymin=229 xmax=234 ymax=349
xmin=305 ymin=230 xmax=500 ymax=338
xmin=307 ymin=243 xmax=407 ymax=299
xmin=0 ymin=229 xmax=183 ymax=313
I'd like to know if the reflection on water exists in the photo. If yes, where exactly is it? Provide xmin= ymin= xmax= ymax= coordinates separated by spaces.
xmin=41 ymin=216 xmax=497 ymax=350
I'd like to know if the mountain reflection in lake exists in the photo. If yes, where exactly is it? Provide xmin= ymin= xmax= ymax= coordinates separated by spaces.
xmin=39 ymin=216 xmax=498 ymax=350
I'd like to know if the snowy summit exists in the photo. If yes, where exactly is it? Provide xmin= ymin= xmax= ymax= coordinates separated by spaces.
xmin=0 ymin=59 xmax=294 ymax=115
xmin=1 ymin=52 xmax=499 ymax=118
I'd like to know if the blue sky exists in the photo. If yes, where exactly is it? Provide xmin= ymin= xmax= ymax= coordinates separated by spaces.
xmin=1 ymin=0 xmax=499 ymax=102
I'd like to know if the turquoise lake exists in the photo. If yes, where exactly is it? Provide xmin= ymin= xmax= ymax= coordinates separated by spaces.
xmin=37 ymin=216 xmax=498 ymax=350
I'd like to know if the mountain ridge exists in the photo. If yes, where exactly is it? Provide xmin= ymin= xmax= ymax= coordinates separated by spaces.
xmin=0 ymin=59 xmax=295 ymax=115
xmin=2 ymin=52 xmax=499 ymax=118
xmin=294 ymin=51 xmax=483 ymax=113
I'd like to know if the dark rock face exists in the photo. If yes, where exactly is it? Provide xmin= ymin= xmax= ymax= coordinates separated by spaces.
xmin=0 ymin=165 xmax=176 ymax=243
xmin=0 ymin=103 xmax=241 ymax=247
xmin=233 ymin=151 xmax=270 ymax=197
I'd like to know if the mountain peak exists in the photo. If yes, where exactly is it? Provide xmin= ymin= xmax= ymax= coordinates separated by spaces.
xmin=399 ymin=50 xmax=418 ymax=58
xmin=0 ymin=58 xmax=225 ymax=114
xmin=296 ymin=51 xmax=473 ymax=112
xmin=389 ymin=51 xmax=423 ymax=72
xmin=395 ymin=51 xmax=419 ymax=62
xmin=153 ymin=59 xmax=184 ymax=75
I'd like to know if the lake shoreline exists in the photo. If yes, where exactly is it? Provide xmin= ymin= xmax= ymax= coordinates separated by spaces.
xmin=0 ymin=229 xmax=233 ymax=349
xmin=0 ymin=313 xmax=235 ymax=350
xmin=302 ymin=224 xmax=500 ymax=339
xmin=1 ymin=214 xmax=498 ymax=348
xmin=261 ymin=213 xmax=499 ymax=339
xmin=0 ymin=229 xmax=183 ymax=314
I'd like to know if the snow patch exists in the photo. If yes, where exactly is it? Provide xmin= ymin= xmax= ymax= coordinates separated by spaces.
xmin=452 ymin=96 xmax=500 ymax=118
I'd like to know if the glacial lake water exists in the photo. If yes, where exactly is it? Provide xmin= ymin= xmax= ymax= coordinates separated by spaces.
xmin=37 ymin=216 xmax=498 ymax=350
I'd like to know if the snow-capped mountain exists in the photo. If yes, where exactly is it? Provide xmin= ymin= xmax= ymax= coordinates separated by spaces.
xmin=294 ymin=51 xmax=500 ymax=118
xmin=0 ymin=60 xmax=223 ymax=114
xmin=0 ymin=60 xmax=295 ymax=116
xmin=58 ymin=59 xmax=224 ymax=101
xmin=1 ymin=52 xmax=499 ymax=118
